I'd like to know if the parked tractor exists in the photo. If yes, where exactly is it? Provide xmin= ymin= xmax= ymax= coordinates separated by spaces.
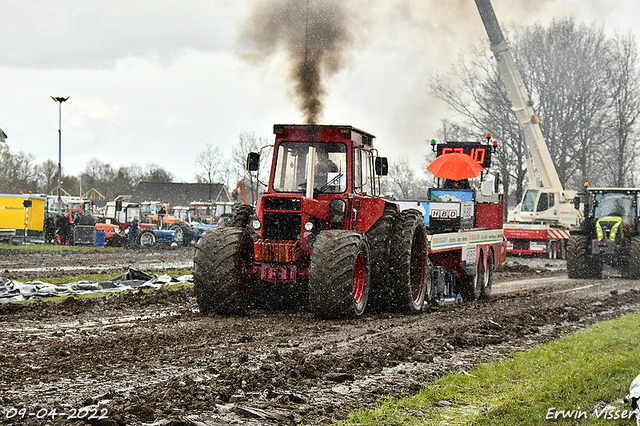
xmin=138 ymin=201 xmax=193 ymax=246
xmin=567 ymin=187 xmax=640 ymax=278
xmin=193 ymin=124 xmax=506 ymax=319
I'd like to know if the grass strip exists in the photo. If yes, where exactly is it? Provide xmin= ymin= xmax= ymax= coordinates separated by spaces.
xmin=342 ymin=311 xmax=640 ymax=425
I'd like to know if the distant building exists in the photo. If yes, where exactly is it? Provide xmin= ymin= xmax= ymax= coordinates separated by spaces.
xmin=130 ymin=182 xmax=231 ymax=206
xmin=0 ymin=128 xmax=7 ymax=143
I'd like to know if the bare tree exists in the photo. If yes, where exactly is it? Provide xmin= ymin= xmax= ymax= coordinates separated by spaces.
xmin=604 ymin=33 xmax=640 ymax=186
xmin=195 ymin=143 xmax=224 ymax=184
xmin=36 ymin=159 xmax=58 ymax=194
xmin=142 ymin=163 xmax=174 ymax=183
xmin=514 ymin=19 xmax=610 ymax=188
xmin=0 ymin=145 xmax=38 ymax=193
xmin=231 ymin=131 xmax=271 ymax=205
xmin=430 ymin=46 xmax=524 ymax=207
xmin=195 ymin=143 xmax=226 ymax=202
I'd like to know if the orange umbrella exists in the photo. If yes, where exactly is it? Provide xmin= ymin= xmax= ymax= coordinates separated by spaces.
xmin=427 ymin=153 xmax=484 ymax=180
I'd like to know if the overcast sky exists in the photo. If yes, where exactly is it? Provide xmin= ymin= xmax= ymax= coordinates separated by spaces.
xmin=2 ymin=0 xmax=639 ymax=183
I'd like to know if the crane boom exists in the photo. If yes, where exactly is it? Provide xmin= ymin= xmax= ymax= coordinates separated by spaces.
xmin=474 ymin=0 xmax=563 ymax=191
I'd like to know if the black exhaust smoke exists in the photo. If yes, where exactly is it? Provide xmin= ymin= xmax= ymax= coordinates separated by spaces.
xmin=241 ymin=0 xmax=351 ymax=125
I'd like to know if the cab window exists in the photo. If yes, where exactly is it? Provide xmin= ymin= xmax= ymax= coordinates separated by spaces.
xmin=354 ymin=148 xmax=373 ymax=195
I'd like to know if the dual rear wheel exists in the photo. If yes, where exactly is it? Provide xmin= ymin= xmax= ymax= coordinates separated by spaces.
xmin=460 ymin=249 xmax=494 ymax=301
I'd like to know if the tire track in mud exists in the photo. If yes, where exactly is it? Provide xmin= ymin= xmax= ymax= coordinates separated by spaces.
xmin=2 ymin=272 xmax=640 ymax=425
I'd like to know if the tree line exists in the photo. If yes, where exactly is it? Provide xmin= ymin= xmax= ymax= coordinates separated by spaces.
xmin=0 ymin=144 xmax=176 ymax=200
xmin=0 ymin=131 xmax=271 ymax=203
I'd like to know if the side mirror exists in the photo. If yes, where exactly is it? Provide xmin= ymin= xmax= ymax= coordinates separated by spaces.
xmin=246 ymin=152 xmax=260 ymax=172
xmin=375 ymin=157 xmax=388 ymax=176
xmin=573 ymin=196 xmax=581 ymax=211
xmin=115 ymin=200 xmax=123 ymax=211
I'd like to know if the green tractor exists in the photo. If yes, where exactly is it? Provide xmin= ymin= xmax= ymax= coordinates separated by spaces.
xmin=567 ymin=187 xmax=640 ymax=279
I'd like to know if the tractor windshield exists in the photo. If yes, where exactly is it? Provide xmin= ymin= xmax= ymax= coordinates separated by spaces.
xmin=273 ymin=142 xmax=347 ymax=193
xmin=594 ymin=193 xmax=635 ymax=221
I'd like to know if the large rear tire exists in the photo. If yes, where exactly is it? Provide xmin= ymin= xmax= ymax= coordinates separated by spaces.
xmin=628 ymin=236 xmax=640 ymax=279
xmin=388 ymin=209 xmax=428 ymax=313
xmin=170 ymin=220 xmax=193 ymax=247
xmin=365 ymin=204 xmax=398 ymax=311
xmin=136 ymin=229 xmax=157 ymax=246
xmin=309 ymin=231 xmax=370 ymax=319
xmin=567 ymin=234 xmax=601 ymax=278
xmin=193 ymin=227 xmax=254 ymax=315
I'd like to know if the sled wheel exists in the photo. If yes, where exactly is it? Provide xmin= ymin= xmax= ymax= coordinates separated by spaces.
xmin=460 ymin=251 xmax=482 ymax=301
xmin=388 ymin=209 xmax=428 ymax=313
xmin=480 ymin=249 xmax=494 ymax=299
xmin=567 ymin=234 xmax=601 ymax=278
xmin=136 ymin=229 xmax=157 ymax=246
xmin=193 ymin=227 xmax=254 ymax=315
xmin=309 ymin=230 xmax=370 ymax=319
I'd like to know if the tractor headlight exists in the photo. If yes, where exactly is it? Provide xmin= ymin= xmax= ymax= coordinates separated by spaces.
xmin=304 ymin=221 xmax=314 ymax=231
xmin=252 ymin=219 xmax=261 ymax=230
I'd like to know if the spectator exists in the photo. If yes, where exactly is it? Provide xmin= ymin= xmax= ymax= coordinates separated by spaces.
xmin=43 ymin=213 xmax=55 ymax=244
xmin=57 ymin=214 xmax=69 ymax=245
xmin=128 ymin=216 xmax=139 ymax=243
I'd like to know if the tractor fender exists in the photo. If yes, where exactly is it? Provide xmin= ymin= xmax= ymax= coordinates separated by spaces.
xmin=354 ymin=198 xmax=395 ymax=234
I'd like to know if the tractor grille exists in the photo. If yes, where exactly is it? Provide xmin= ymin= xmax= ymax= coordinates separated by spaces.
xmin=599 ymin=221 xmax=616 ymax=235
xmin=264 ymin=197 xmax=301 ymax=211
xmin=254 ymin=240 xmax=300 ymax=263
xmin=263 ymin=214 xmax=301 ymax=241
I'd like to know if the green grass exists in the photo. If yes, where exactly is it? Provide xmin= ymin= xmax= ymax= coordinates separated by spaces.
xmin=342 ymin=312 xmax=640 ymax=425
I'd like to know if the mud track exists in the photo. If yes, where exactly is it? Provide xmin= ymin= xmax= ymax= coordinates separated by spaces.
xmin=1 ymin=250 xmax=639 ymax=425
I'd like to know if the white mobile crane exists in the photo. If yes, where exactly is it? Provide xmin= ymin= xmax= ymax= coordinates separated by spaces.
xmin=474 ymin=0 xmax=580 ymax=258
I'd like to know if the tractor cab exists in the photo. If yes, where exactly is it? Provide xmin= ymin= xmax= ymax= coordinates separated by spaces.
xmin=246 ymin=124 xmax=389 ymax=268
xmin=590 ymin=190 xmax=638 ymax=248
xmin=575 ymin=188 xmax=640 ymax=260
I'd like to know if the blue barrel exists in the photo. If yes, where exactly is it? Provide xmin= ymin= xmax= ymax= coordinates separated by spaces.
xmin=93 ymin=230 xmax=105 ymax=247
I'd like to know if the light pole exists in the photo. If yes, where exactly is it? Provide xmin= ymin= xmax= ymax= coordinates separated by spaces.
xmin=51 ymin=96 xmax=69 ymax=214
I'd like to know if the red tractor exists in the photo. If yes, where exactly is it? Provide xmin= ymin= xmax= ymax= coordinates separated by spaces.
xmin=194 ymin=124 xmax=428 ymax=319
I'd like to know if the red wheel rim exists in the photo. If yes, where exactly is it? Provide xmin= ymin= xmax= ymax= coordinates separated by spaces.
xmin=353 ymin=251 xmax=366 ymax=304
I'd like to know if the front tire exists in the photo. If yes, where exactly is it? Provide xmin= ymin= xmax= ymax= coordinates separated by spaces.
xmin=628 ymin=236 xmax=640 ymax=279
xmin=309 ymin=231 xmax=370 ymax=319
xmin=567 ymin=234 xmax=601 ymax=278
xmin=193 ymin=227 xmax=254 ymax=315
xmin=388 ymin=209 xmax=428 ymax=313
xmin=225 ymin=204 xmax=255 ymax=228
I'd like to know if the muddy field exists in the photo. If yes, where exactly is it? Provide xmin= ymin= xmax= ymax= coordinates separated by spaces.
xmin=1 ymin=248 xmax=639 ymax=425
